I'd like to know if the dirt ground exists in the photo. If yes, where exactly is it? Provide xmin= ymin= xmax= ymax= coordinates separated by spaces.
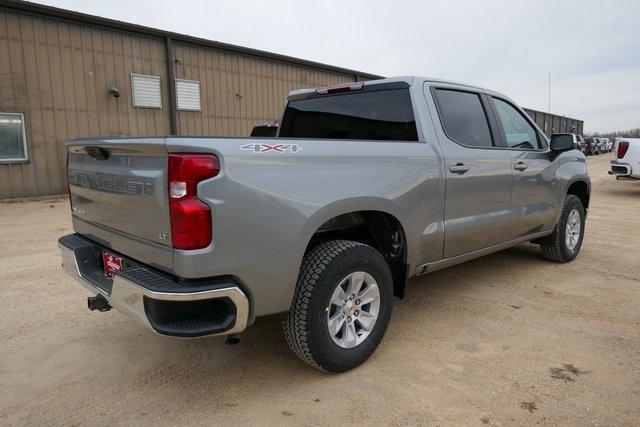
xmin=0 ymin=154 xmax=638 ymax=425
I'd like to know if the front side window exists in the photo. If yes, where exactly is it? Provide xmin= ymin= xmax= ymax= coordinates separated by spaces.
xmin=493 ymin=98 xmax=540 ymax=150
xmin=279 ymin=88 xmax=418 ymax=141
xmin=434 ymin=89 xmax=493 ymax=148
xmin=0 ymin=113 xmax=28 ymax=162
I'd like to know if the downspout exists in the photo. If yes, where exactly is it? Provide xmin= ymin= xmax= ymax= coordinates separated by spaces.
xmin=165 ymin=37 xmax=178 ymax=135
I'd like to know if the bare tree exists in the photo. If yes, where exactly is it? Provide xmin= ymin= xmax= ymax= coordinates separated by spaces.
xmin=585 ymin=128 xmax=640 ymax=139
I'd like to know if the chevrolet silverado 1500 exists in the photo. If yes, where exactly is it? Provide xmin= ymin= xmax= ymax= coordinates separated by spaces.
xmin=59 ymin=76 xmax=590 ymax=372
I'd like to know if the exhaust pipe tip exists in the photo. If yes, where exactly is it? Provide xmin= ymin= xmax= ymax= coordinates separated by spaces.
xmin=225 ymin=334 xmax=241 ymax=345
xmin=87 ymin=295 xmax=112 ymax=312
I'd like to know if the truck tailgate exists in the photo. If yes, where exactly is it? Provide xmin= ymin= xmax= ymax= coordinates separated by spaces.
xmin=67 ymin=138 xmax=173 ymax=271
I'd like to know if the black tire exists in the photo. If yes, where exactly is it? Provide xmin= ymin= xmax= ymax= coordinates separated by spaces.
xmin=539 ymin=194 xmax=585 ymax=262
xmin=284 ymin=240 xmax=393 ymax=372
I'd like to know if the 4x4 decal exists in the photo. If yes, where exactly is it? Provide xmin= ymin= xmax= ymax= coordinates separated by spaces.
xmin=240 ymin=143 xmax=302 ymax=153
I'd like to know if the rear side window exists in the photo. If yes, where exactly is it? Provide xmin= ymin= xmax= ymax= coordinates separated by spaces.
xmin=492 ymin=98 xmax=540 ymax=149
xmin=278 ymin=88 xmax=418 ymax=141
xmin=434 ymin=89 xmax=493 ymax=148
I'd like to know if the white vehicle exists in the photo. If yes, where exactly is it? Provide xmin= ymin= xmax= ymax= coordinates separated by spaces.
xmin=609 ymin=138 xmax=640 ymax=180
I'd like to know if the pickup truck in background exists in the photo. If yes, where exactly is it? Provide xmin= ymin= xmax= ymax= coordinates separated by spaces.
xmin=584 ymin=137 xmax=603 ymax=155
xmin=59 ymin=77 xmax=590 ymax=372
xmin=249 ymin=121 xmax=278 ymax=137
xmin=575 ymin=134 xmax=587 ymax=154
xmin=609 ymin=137 xmax=640 ymax=180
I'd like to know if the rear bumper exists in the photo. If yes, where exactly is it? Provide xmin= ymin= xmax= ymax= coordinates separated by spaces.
xmin=609 ymin=161 xmax=633 ymax=177
xmin=58 ymin=234 xmax=249 ymax=337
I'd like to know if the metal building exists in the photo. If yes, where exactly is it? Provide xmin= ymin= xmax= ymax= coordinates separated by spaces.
xmin=0 ymin=0 xmax=377 ymax=198
xmin=0 ymin=0 xmax=584 ymax=199
xmin=524 ymin=108 xmax=583 ymax=138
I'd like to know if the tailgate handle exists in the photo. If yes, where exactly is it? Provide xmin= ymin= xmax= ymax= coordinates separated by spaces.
xmin=85 ymin=146 xmax=111 ymax=160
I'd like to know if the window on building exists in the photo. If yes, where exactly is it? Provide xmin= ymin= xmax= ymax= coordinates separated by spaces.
xmin=131 ymin=74 xmax=162 ymax=108
xmin=176 ymin=79 xmax=201 ymax=111
xmin=434 ymin=89 xmax=493 ymax=148
xmin=0 ymin=113 xmax=28 ymax=162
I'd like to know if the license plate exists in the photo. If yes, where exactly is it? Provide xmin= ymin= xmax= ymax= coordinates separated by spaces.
xmin=102 ymin=251 xmax=124 ymax=277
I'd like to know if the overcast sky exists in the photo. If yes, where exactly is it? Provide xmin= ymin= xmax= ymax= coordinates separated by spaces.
xmin=36 ymin=0 xmax=640 ymax=133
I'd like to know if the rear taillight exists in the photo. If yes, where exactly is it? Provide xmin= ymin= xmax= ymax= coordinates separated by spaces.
xmin=617 ymin=141 xmax=629 ymax=159
xmin=168 ymin=154 xmax=220 ymax=250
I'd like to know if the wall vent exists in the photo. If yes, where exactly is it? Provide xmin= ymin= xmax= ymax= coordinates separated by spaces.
xmin=131 ymin=74 xmax=162 ymax=108
xmin=176 ymin=79 xmax=201 ymax=111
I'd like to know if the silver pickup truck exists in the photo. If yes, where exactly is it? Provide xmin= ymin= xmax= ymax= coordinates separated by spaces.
xmin=59 ymin=76 xmax=590 ymax=372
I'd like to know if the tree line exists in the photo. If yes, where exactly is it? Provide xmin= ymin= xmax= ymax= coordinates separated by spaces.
xmin=585 ymin=128 xmax=640 ymax=138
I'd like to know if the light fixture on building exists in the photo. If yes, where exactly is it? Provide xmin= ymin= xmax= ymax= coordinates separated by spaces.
xmin=108 ymin=86 xmax=120 ymax=98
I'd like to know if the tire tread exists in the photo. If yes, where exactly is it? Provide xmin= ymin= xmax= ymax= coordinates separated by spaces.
xmin=540 ymin=194 xmax=583 ymax=263
xmin=284 ymin=240 xmax=365 ymax=370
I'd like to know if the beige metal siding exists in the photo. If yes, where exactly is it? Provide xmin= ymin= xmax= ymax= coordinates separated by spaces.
xmin=172 ymin=42 xmax=356 ymax=136
xmin=0 ymin=10 xmax=170 ymax=198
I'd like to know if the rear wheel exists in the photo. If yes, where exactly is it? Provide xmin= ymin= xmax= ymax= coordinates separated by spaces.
xmin=539 ymin=194 xmax=585 ymax=263
xmin=284 ymin=240 xmax=393 ymax=372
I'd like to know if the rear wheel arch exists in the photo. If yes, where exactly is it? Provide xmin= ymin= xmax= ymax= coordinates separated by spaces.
xmin=301 ymin=209 xmax=409 ymax=299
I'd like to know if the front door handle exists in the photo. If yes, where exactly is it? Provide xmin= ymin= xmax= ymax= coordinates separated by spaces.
xmin=514 ymin=161 xmax=528 ymax=171
xmin=449 ymin=163 xmax=470 ymax=174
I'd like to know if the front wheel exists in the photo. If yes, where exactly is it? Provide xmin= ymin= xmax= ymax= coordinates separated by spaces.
xmin=284 ymin=240 xmax=394 ymax=372
xmin=539 ymin=194 xmax=585 ymax=262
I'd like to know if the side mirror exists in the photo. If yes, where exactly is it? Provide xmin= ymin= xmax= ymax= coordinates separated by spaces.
xmin=550 ymin=134 xmax=575 ymax=152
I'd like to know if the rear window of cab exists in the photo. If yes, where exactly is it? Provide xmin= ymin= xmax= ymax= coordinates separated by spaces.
xmin=279 ymin=88 xmax=418 ymax=141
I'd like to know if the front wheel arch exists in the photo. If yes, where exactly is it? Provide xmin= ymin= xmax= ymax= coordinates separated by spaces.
xmin=566 ymin=180 xmax=590 ymax=210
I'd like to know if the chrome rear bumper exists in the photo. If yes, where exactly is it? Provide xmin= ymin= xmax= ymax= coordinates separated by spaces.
xmin=59 ymin=234 xmax=249 ymax=337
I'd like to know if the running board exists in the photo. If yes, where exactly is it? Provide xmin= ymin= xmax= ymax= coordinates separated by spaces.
xmin=416 ymin=231 xmax=552 ymax=275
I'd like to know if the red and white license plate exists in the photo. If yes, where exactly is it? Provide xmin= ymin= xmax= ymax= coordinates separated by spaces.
xmin=102 ymin=251 xmax=124 ymax=277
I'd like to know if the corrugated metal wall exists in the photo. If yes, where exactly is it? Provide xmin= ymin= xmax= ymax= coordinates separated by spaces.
xmin=173 ymin=43 xmax=355 ymax=136
xmin=0 ymin=9 xmax=358 ymax=199
xmin=523 ymin=108 xmax=583 ymax=138
xmin=0 ymin=9 xmax=170 ymax=198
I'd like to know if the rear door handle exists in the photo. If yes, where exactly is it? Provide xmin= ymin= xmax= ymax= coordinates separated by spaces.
xmin=514 ymin=162 xmax=528 ymax=171
xmin=449 ymin=163 xmax=470 ymax=174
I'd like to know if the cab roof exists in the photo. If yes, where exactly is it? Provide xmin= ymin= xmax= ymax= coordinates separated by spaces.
xmin=287 ymin=76 xmax=503 ymax=101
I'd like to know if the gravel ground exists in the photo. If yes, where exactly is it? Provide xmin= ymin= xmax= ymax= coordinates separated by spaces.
xmin=0 ymin=154 xmax=638 ymax=425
